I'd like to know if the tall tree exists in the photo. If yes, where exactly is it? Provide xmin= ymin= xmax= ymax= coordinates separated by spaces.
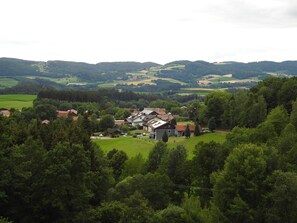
xmin=162 ymin=131 xmax=168 ymax=143
xmin=184 ymin=124 xmax=191 ymax=138
xmin=145 ymin=141 xmax=168 ymax=173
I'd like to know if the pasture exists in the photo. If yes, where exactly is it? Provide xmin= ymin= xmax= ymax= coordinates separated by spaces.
xmin=0 ymin=77 xmax=18 ymax=89
xmin=93 ymin=132 xmax=227 ymax=159
xmin=0 ymin=94 xmax=37 ymax=109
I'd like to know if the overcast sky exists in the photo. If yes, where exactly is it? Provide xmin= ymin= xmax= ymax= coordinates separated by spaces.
xmin=1 ymin=0 xmax=297 ymax=64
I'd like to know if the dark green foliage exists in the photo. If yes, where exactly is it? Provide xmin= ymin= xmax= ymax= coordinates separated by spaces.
xmin=145 ymin=141 xmax=168 ymax=173
xmin=184 ymin=124 xmax=191 ymax=138
xmin=99 ymin=114 xmax=115 ymax=131
xmin=194 ymin=124 xmax=200 ymax=136
xmin=263 ymin=171 xmax=297 ymax=223
xmin=208 ymin=117 xmax=216 ymax=132
xmin=212 ymin=144 xmax=272 ymax=222
xmin=162 ymin=131 xmax=168 ymax=143
xmin=108 ymin=150 xmax=128 ymax=180
xmin=191 ymin=142 xmax=229 ymax=207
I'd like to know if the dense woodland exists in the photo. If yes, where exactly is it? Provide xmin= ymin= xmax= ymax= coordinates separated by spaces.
xmin=1 ymin=77 xmax=297 ymax=222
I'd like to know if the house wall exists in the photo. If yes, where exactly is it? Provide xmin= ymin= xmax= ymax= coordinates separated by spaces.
xmin=154 ymin=128 xmax=175 ymax=140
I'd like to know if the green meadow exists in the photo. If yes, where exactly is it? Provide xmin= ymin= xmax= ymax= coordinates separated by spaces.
xmin=0 ymin=77 xmax=19 ymax=89
xmin=94 ymin=132 xmax=227 ymax=159
xmin=0 ymin=94 xmax=37 ymax=109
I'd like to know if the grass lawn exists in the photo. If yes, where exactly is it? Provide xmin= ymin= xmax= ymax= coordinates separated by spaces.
xmin=94 ymin=136 xmax=155 ymax=158
xmin=93 ymin=132 xmax=227 ymax=159
xmin=0 ymin=94 xmax=37 ymax=109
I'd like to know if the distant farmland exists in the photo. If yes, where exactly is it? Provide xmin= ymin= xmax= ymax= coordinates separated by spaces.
xmin=0 ymin=94 xmax=36 ymax=109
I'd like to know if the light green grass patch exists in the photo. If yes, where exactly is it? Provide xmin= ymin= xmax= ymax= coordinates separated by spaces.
xmin=93 ymin=132 xmax=227 ymax=159
xmin=0 ymin=94 xmax=37 ymax=109
xmin=94 ymin=136 xmax=155 ymax=158
xmin=167 ymin=132 xmax=227 ymax=159
xmin=0 ymin=77 xmax=19 ymax=89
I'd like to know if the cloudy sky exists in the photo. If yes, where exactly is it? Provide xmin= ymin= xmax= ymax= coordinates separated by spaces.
xmin=1 ymin=0 xmax=297 ymax=64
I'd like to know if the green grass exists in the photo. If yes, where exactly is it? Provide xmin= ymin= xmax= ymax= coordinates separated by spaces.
xmin=0 ymin=77 xmax=19 ymax=89
xmin=94 ymin=137 xmax=155 ymax=158
xmin=167 ymin=132 xmax=227 ymax=159
xmin=93 ymin=132 xmax=227 ymax=159
xmin=0 ymin=94 xmax=37 ymax=109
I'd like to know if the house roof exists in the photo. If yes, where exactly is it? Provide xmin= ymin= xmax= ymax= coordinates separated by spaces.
xmin=157 ymin=113 xmax=174 ymax=121
xmin=143 ymin=108 xmax=166 ymax=115
xmin=150 ymin=119 xmax=168 ymax=129
xmin=0 ymin=110 xmax=10 ymax=117
xmin=115 ymin=120 xmax=125 ymax=126
xmin=175 ymin=124 xmax=195 ymax=132
xmin=57 ymin=109 xmax=78 ymax=118
xmin=41 ymin=119 xmax=50 ymax=125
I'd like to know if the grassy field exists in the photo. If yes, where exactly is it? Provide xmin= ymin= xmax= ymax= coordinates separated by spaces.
xmin=93 ymin=132 xmax=227 ymax=159
xmin=0 ymin=94 xmax=37 ymax=109
xmin=0 ymin=77 xmax=19 ymax=89
xmin=94 ymin=137 xmax=155 ymax=158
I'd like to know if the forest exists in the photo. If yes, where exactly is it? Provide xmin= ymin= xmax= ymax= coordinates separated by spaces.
xmin=1 ymin=76 xmax=297 ymax=222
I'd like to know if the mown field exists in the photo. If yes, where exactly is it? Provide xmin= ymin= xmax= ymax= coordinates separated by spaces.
xmin=94 ymin=132 xmax=227 ymax=159
xmin=0 ymin=94 xmax=37 ymax=109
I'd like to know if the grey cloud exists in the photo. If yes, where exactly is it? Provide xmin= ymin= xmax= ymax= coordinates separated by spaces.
xmin=195 ymin=0 xmax=297 ymax=28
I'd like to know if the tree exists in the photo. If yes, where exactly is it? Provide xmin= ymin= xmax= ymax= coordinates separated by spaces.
xmin=162 ymin=131 xmax=168 ymax=143
xmin=191 ymin=142 xmax=229 ymax=207
xmin=99 ymin=114 xmax=115 ymax=131
xmin=290 ymin=100 xmax=297 ymax=129
xmin=205 ymin=91 xmax=230 ymax=127
xmin=154 ymin=205 xmax=191 ymax=223
xmin=194 ymin=124 xmax=200 ymax=136
xmin=34 ymin=103 xmax=57 ymax=120
xmin=212 ymin=144 xmax=271 ymax=222
xmin=208 ymin=117 xmax=216 ymax=132
xmin=264 ymin=105 xmax=289 ymax=135
xmin=108 ymin=150 xmax=128 ymax=180
xmin=184 ymin=124 xmax=191 ymax=138
xmin=145 ymin=141 xmax=168 ymax=173
xmin=263 ymin=171 xmax=297 ymax=223
xmin=121 ymin=153 xmax=145 ymax=178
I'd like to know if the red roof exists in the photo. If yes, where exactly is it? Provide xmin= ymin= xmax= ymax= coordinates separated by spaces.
xmin=175 ymin=124 xmax=195 ymax=132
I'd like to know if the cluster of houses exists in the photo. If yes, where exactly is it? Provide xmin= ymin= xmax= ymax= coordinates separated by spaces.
xmin=124 ymin=108 xmax=195 ymax=140
xmin=1 ymin=107 xmax=198 ymax=140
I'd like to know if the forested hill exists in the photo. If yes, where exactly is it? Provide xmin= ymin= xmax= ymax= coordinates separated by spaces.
xmin=158 ymin=60 xmax=297 ymax=82
xmin=0 ymin=58 xmax=160 ymax=81
xmin=2 ymin=58 xmax=297 ymax=83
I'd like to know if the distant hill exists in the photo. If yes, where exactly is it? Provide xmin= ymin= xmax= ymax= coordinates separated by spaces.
xmin=1 ymin=57 xmax=297 ymax=92
xmin=157 ymin=60 xmax=297 ymax=82
xmin=0 ymin=58 xmax=160 ymax=81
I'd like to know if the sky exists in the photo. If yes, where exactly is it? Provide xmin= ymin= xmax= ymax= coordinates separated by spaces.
xmin=1 ymin=0 xmax=297 ymax=64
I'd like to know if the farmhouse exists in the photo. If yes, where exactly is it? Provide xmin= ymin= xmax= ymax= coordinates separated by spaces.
xmin=144 ymin=117 xmax=175 ymax=139
xmin=148 ymin=119 xmax=175 ymax=140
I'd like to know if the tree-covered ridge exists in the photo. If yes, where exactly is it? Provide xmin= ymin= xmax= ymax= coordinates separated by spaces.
xmin=0 ymin=58 xmax=160 ymax=80
xmin=157 ymin=60 xmax=297 ymax=82
xmin=2 ymin=57 xmax=297 ymax=85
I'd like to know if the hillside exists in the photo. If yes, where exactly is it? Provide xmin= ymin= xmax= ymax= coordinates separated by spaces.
xmin=1 ymin=57 xmax=297 ymax=94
